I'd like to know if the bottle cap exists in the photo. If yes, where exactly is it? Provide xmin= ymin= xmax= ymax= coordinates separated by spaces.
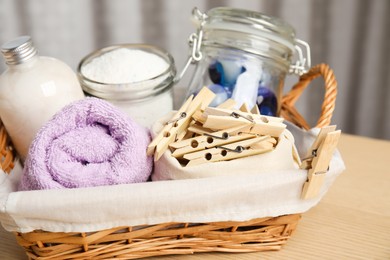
xmin=1 ymin=36 xmax=38 ymax=65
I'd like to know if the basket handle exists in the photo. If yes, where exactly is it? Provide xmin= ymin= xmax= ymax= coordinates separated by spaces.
xmin=281 ymin=63 xmax=337 ymax=129
xmin=0 ymin=125 xmax=15 ymax=173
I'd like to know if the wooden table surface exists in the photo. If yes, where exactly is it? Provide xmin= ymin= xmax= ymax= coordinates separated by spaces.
xmin=1 ymin=134 xmax=389 ymax=259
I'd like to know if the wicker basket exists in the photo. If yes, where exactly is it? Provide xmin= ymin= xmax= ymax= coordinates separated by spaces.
xmin=0 ymin=64 xmax=337 ymax=259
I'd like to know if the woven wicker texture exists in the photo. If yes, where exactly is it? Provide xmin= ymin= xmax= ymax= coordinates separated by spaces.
xmin=15 ymin=214 xmax=300 ymax=259
xmin=281 ymin=63 xmax=337 ymax=130
xmin=0 ymin=123 xmax=15 ymax=174
xmin=0 ymin=64 xmax=336 ymax=259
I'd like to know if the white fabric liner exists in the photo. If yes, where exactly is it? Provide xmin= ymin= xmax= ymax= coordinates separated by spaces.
xmin=152 ymin=124 xmax=300 ymax=181
xmin=0 ymin=121 xmax=345 ymax=233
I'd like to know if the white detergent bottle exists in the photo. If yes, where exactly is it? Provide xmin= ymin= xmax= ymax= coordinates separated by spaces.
xmin=0 ymin=36 xmax=85 ymax=161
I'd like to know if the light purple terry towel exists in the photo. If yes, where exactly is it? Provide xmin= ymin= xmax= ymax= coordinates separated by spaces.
xmin=19 ymin=97 xmax=153 ymax=191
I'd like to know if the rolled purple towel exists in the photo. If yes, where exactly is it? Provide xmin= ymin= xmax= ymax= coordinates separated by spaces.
xmin=19 ymin=97 xmax=152 ymax=190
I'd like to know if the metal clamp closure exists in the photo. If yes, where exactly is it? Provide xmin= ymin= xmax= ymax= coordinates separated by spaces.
xmin=289 ymin=39 xmax=311 ymax=75
xmin=174 ymin=8 xmax=207 ymax=83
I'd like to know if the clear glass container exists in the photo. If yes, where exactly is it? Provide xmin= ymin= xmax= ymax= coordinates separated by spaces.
xmin=0 ymin=36 xmax=85 ymax=161
xmin=78 ymin=44 xmax=176 ymax=128
xmin=185 ymin=7 xmax=310 ymax=116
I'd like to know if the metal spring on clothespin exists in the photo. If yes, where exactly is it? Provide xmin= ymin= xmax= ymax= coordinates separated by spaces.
xmin=301 ymin=149 xmax=318 ymax=161
xmin=165 ymin=112 xmax=187 ymax=125
xmin=216 ymin=145 xmax=245 ymax=153
xmin=203 ymin=132 xmax=229 ymax=140
xmin=230 ymin=112 xmax=254 ymax=123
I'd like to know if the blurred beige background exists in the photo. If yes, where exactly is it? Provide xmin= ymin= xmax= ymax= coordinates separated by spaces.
xmin=0 ymin=0 xmax=389 ymax=140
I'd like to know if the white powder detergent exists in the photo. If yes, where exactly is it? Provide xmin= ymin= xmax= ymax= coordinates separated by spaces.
xmin=79 ymin=47 xmax=175 ymax=128
xmin=81 ymin=48 xmax=169 ymax=84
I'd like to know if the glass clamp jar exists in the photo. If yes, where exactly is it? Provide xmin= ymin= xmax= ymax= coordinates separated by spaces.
xmin=178 ymin=7 xmax=311 ymax=116
xmin=78 ymin=44 xmax=176 ymax=128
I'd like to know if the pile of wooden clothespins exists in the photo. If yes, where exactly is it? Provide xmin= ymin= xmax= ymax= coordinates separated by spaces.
xmin=147 ymin=86 xmax=342 ymax=199
xmin=147 ymin=87 xmax=288 ymax=166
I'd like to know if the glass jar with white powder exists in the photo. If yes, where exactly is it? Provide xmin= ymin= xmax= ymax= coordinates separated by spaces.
xmin=78 ymin=44 xmax=176 ymax=128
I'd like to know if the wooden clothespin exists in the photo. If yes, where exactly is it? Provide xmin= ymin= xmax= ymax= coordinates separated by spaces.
xmin=301 ymin=126 xmax=337 ymax=170
xmin=217 ymin=98 xmax=237 ymax=109
xmin=187 ymin=123 xmax=212 ymax=136
xmin=202 ymin=107 xmax=286 ymax=137
xmin=169 ymin=124 xmax=254 ymax=158
xmin=249 ymin=116 xmax=286 ymax=137
xmin=191 ymin=98 xmax=238 ymax=125
xmin=251 ymin=105 xmax=261 ymax=115
xmin=188 ymin=102 xmax=253 ymax=136
xmin=301 ymin=126 xmax=341 ymax=200
xmin=183 ymin=135 xmax=275 ymax=167
xmin=203 ymin=107 xmax=284 ymax=123
xmin=239 ymin=103 xmax=250 ymax=113
xmin=147 ymin=87 xmax=215 ymax=161
xmin=192 ymin=109 xmax=206 ymax=124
